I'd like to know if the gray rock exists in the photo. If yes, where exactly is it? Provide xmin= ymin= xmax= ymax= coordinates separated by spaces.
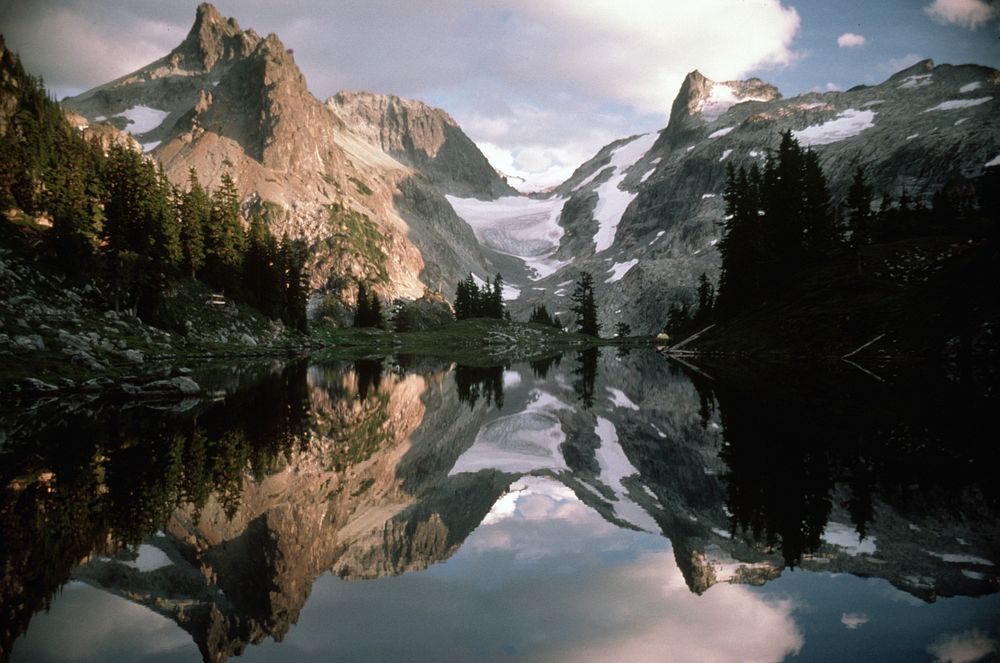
xmin=14 ymin=334 xmax=45 ymax=351
xmin=141 ymin=377 xmax=201 ymax=395
xmin=21 ymin=378 xmax=59 ymax=392
xmin=239 ymin=333 xmax=258 ymax=347
xmin=124 ymin=349 xmax=144 ymax=364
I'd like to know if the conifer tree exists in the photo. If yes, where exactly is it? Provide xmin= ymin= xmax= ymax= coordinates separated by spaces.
xmin=801 ymin=150 xmax=837 ymax=256
xmin=696 ymin=272 xmax=715 ymax=319
xmin=354 ymin=282 xmax=372 ymax=327
xmin=179 ymin=169 xmax=209 ymax=278
xmin=205 ymin=172 xmax=246 ymax=292
xmin=845 ymin=166 xmax=874 ymax=247
xmin=570 ymin=271 xmax=599 ymax=337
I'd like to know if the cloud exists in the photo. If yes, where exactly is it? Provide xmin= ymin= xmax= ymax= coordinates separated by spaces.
xmin=923 ymin=0 xmax=997 ymax=29
xmin=837 ymin=32 xmax=867 ymax=47
xmin=840 ymin=612 xmax=869 ymax=629
xmin=927 ymin=629 xmax=998 ymax=663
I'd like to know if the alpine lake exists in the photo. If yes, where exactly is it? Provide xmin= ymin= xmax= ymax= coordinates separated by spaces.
xmin=2 ymin=347 xmax=998 ymax=663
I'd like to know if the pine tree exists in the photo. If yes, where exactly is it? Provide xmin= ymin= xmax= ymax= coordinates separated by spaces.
xmin=179 ymin=168 xmax=209 ymax=278
xmin=489 ymin=273 xmax=505 ymax=318
xmin=205 ymin=172 xmax=246 ymax=292
xmin=801 ymin=149 xmax=837 ymax=256
xmin=280 ymin=234 xmax=309 ymax=332
xmin=570 ymin=272 xmax=600 ymax=337
xmin=354 ymin=282 xmax=372 ymax=327
xmin=695 ymin=272 xmax=715 ymax=319
xmin=614 ymin=322 xmax=631 ymax=338
xmin=845 ymin=166 xmax=874 ymax=247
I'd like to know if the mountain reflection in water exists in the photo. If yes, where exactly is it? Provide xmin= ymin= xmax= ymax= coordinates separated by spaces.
xmin=2 ymin=350 xmax=998 ymax=662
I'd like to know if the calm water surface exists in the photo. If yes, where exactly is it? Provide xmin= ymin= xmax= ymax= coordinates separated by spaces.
xmin=2 ymin=349 xmax=998 ymax=662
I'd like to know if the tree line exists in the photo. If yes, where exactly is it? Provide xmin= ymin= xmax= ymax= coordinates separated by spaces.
xmin=0 ymin=50 xmax=308 ymax=331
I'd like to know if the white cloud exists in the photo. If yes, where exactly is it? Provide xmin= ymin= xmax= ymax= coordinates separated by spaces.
xmin=840 ymin=612 xmax=869 ymax=629
xmin=924 ymin=0 xmax=997 ymax=29
xmin=837 ymin=32 xmax=867 ymax=47
xmin=928 ymin=629 xmax=998 ymax=663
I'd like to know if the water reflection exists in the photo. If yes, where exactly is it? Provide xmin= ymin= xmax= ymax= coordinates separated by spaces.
xmin=2 ymin=350 xmax=998 ymax=662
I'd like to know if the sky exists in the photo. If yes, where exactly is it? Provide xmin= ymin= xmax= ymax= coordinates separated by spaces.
xmin=2 ymin=0 xmax=998 ymax=190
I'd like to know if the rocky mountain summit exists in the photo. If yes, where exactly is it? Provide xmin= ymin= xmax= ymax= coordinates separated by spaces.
xmin=61 ymin=3 xmax=499 ymax=310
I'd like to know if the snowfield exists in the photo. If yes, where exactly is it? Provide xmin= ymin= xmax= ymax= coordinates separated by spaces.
xmin=447 ymin=194 xmax=569 ymax=280
xmin=591 ymin=133 xmax=659 ymax=253
xmin=923 ymin=97 xmax=992 ymax=112
xmin=959 ymin=81 xmax=982 ymax=93
xmin=792 ymin=108 xmax=875 ymax=146
xmin=708 ymin=126 xmax=734 ymax=139
xmin=592 ymin=416 xmax=659 ymax=532
xmin=898 ymin=74 xmax=933 ymax=89
xmin=605 ymin=259 xmax=638 ymax=283
xmin=114 ymin=105 xmax=170 ymax=135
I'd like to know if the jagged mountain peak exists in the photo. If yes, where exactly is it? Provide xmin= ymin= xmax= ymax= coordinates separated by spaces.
xmin=170 ymin=2 xmax=254 ymax=72
xmin=667 ymin=70 xmax=781 ymax=139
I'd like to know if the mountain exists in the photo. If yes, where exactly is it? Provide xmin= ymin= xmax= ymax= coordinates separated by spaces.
xmin=61 ymin=3 xmax=506 ymax=312
xmin=448 ymin=63 xmax=1000 ymax=333
xmin=57 ymin=4 xmax=1000 ymax=334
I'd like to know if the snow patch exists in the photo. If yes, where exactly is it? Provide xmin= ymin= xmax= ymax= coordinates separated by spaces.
xmin=142 ymin=140 xmax=161 ymax=152
xmin=686 ymin=145 xmax=696 ymax=152
xmin=124 ymin=544 xmax=173 ymax=572
xmin=605 ymin=259 xmax=638 ymax=283
xmin=986 ymin=154 xmax=1000 ymax=168
xmin=906 ymin=134 xmax=919 ymax=140
xmin=954 ymin=118 xmax=968 ymax=125
xmin=447 ymin=194 xmax=569 ymax=280
xmin=923 ymin=97 xmax=992 ymax=112
xmin=503 ymin=370 xmax=522 ymax=389
xmin=719 ymin=149 xmax=733 ymax=162
xmin=898 ymin=74 xmax=932 ymax=89
xmin=640 ymin=167 xmax=656 ymax=183
xmin=793 ymin=108 xmax=875 ymax=146
xmin=749 ymin=149 xmax=762 ymax=157
xmin=926 ymin=551 xmax=994 ymax=566
xmin=708 ymin=126 xmax=734 ymax=139
xmin=702 ymin=193 xmax=717 ymax=199
xmin=861 ymin=100 xmax=885 ymax=107
xmin=114 ymin=105 xmax=170 ymax=135
xmin=606 ymin=386 xmax=640 ymax=410
xmin=699 ymin=83 xmax=772 ymax=121
xmin=591 ymin=133 xmax=659 ymax=253
xmin=959 ymin=81 xmax=982 ymax=93
xmin=573 ymin=165 xmax=611 ymax=192
xmin=449 ymin=389 xmax=571 ymax=476
xmin=592 ymin=416 xmax=659 ymax=532
xmin=823 ymin=522 xmax=876 ymax=555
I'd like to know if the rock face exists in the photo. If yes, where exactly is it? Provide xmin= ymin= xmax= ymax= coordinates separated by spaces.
xmin=328 ymin=91 xmax=516 ymax=200
xmin=61 ymin=3 xmax=496 ymax=310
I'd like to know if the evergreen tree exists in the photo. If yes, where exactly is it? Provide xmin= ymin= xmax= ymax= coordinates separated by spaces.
xmin=354 ymin=282 xmax=372 ymax=327
xmin=801 ymin=149 xmax=837 ymax=256
xmin=570 ymin=272 xmax=600 ymax=337
xmin=244 ymin=213 xmax=282 ymax=318
xmin=695 ymin=272 xmax=715 ymax=319
xmin=489 ymin=273 xmax=505 ymax=318
xmin=845 ymin=166 xmax=874 ymax=247
xmin=179 ymin=169 xmax=209 ymax=278
xmin=614 ymin=322 xmax=631 ymax=338
xmin=279 ymin=234 xmax=309 ymax=332
xmin=204 ymin=172 xmax=246 ymax=292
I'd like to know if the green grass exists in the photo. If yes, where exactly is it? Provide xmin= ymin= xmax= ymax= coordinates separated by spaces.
xmin=312 ymin=318 xmax=602 ymax=365
xmin=318 ymin=204 xmax=389 ymax=283
xmin=349 ymin=176 xmax=373 ymax=196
